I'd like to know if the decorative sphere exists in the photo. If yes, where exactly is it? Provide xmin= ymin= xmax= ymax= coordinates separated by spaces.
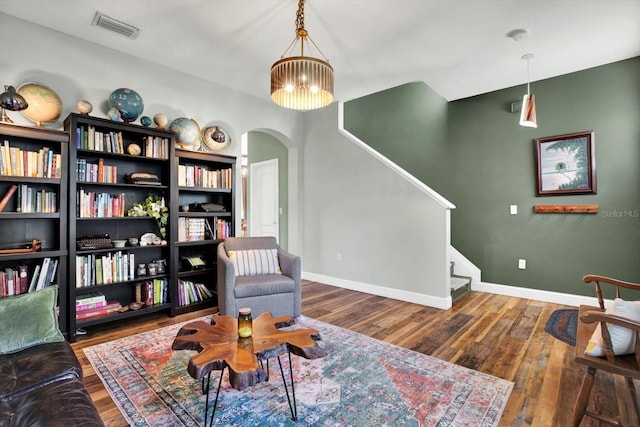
xmin=76 ymin=100 xmax=93 ymax=115
xmin=108 ymin=88 xmax=144 ymax=123
xmin=153 ymin=113 xmax=169 ymax=129
xmin=140 ymin=116 xmax=152 ymax=127
xmin=202 ymin=126 xmax=231 ymax=151
xmin=107 ymin=108 xmax=121 ymax=121
xmin=127 ymin=143 xmax=142 ymax=156
xmin=170 ymin=117 xmax=201 ymax=150
xmin=17 ymin=82 xmax=63 ymax=126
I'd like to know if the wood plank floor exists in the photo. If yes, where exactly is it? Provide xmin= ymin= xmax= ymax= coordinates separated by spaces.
xmin=71 ymin=280 xmax=620 ymax=426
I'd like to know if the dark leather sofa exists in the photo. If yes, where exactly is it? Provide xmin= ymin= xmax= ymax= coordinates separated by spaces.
xmin=0 ymin=284 xmax=104 ymax=427
xmin=0 ymin=340 xmax=103 ymax=426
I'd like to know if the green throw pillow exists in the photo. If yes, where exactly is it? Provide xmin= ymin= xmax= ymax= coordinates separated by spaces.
xmin=0 ymin=285 xmax=65 ymax=354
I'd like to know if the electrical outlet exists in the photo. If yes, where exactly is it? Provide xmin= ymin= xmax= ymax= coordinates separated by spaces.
xmin=518 ymin=259 xmax=526 ymax=269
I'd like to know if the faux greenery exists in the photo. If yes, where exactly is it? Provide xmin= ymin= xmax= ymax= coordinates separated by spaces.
xmin=128 ymin=194 xmax=168 ymax=238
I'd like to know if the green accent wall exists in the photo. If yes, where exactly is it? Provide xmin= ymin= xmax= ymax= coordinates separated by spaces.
xmin=345 ymin=57 xmax=640 ymax=297
xmin=247 ymin=131 xmax=289 ymax=249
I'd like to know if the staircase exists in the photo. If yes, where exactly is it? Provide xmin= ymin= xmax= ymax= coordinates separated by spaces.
xmin=450 ymin=261 xmax=472 ymax=302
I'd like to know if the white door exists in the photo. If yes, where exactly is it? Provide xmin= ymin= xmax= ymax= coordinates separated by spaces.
xmin=249 ymin=159 xmax=279 ymax=241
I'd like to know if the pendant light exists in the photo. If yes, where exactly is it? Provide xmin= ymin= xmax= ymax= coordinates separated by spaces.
xmin=270 ymin=0 xmax=334 ymax=111
xmin=519 ymin=53 xmax=537 ymax=128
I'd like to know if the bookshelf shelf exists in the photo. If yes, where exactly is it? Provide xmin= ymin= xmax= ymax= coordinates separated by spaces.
xmin=76 ymin=302 xmax=172 ymax=327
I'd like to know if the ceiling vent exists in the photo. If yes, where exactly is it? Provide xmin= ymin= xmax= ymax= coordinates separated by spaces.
xmin=91 ymin=12 xmax=140 ymax=40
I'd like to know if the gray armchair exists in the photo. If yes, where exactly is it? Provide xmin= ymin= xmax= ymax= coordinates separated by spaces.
xmin=217 ymin=236 xmax=301 ymax=318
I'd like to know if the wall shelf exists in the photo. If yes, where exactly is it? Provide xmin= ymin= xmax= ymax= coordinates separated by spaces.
xmin=534 ymin=204 xmax=598 ymax=214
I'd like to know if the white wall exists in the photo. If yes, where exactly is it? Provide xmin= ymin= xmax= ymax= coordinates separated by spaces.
xmin=0 ymin=13 xmax=303 ymax=248
xmin=302 ymin=103 xmax=453 ymax=308
xmin=3 ymin=13 xmax=454 ymax=307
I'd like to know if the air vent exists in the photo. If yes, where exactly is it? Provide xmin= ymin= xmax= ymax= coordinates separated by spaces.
xmin=91 ymin=12 xmax=140 ymax=40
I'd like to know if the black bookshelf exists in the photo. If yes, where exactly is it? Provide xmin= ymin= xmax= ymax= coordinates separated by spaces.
xmin=0 ymin=122 xmax=69 ymax=337
xmin=170 ymin=148 xmax=235 ymax=315
xmin=64 ymin=113 xmax=174 ymax=341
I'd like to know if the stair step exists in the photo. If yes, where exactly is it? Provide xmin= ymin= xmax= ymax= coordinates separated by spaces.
xmin=450 ymin=275 xmax=471 ymax=303
xmin=451 ymin=276 xmax=470 ymax=291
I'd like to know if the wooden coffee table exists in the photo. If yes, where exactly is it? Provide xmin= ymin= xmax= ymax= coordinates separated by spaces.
xmin=172 ymin=312 xmax=326 ymax=426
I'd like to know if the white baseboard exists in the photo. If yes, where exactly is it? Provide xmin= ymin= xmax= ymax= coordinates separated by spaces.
xmin=303 ymin=272 xmax=604 ymax=309
xmin=303 ymin=272 xmax=452 ymax=309
xmin=474 ymin=281 xmax=603 ymax=307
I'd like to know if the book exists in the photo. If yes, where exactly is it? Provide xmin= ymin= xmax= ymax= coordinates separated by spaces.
xmin=45 ymin=259 xmax=58 ymax=287
xmin=76 ymin=300 xmax=108 ymax=312
xmin=28 ymin=264 xmax=41 ymax=292
xmin=0 ymin=185 xmax=17 ymax=212
xmin=4 ymin=268 xmax=14 ymax=296
xmin=75 ymin=301 xmax=121 ymax=319
xmin=18 ymin=265 xmax=28 ymax=294
xmin=76 ymin=292 xmax=106 ymax=306
xmin=35 ymin=258 xmax=51 ymax=291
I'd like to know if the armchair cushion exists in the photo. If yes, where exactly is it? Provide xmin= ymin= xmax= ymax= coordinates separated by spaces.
xmin=228 ymin=249 xmax=281 ymax=276
xmin=0 ymin=286 xmax=64 ymax=355
xmin=585 ymin=298 xmax=640 ymax=356
xmin=234 ymin=274 xmax=296 ymax=298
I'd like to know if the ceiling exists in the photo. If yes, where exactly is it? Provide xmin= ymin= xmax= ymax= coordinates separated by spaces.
xmin=2 ymin=0 xmax=639 ymax=104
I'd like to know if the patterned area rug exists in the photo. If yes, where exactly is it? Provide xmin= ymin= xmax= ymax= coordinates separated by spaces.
xmin=544 ymin=308 xmax=578 ymax=346
xmin=84 ymin=315 xmax=514 ymax=426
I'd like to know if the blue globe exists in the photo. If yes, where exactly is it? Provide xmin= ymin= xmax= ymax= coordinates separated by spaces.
xmin=170 ymin=117 xmax=201 ymax=150
xmin=109 ymin=88 xmax=144 ymax=123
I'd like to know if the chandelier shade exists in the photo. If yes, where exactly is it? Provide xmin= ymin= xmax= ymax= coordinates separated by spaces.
xmin=519 ymin=53 xmax=537 ymax=128
xmin=270 ymin=0 xmax=334 ymax=111
xmin=271 ymin=56 xmax=334 ymax=110
xmin=519 ymin=93 xmax=537 ymax=127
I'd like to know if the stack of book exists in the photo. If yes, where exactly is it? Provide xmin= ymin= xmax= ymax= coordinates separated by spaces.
xmin=177 ymin=279 xmax=213 ymax=307
xmin=76 ymin=158 xmax=117 ymax=183
xmin=75 ymin=251 xmax=135 ymax=288
xmin=0 ymin=184 xmax=59 ymax=213
xmin=177 ymin=165 xmax=232 ymax=189
xmin=177 ymin=217 xmax=207 ymax=241
xmin=75 ymin=292 xmax=121 ymax=320
xmin=0 ymin=140 xmax=61 ymax=178
xmin=77 ymin=189 xmax=125 ymax=218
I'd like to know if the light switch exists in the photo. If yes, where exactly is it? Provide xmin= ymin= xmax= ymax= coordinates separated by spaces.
xmin=510 ymin=205 xmax=518 ymax=215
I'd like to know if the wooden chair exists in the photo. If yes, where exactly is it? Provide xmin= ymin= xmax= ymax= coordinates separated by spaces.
xmin=572 ymin=274 xmax=640 ymax=426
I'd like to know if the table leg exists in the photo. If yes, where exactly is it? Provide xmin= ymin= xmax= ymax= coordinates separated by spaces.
xmin=259 ymin=358 xmax=271 ymax=380
xmin=204 ymin=367 xmax=226 ymax=427
xmin=277 ymin=351 xmax=298 ymax=421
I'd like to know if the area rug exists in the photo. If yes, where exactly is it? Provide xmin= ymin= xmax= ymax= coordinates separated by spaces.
xmin=84 ymin=316 xmax=514 ymax=426
xmin=544 ymin=308 xmax=578 ymax=346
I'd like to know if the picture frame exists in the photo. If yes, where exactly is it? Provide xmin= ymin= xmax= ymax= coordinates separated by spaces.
xmin=534 ymin=131 xmax=596 ymax=196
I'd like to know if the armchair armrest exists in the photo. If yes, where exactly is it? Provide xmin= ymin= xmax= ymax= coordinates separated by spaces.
xmin=217 ymin=242 xmax=237 ymax=315
xmin=277 ymin=246 xmax=300 ymax=280
xmin=581 ymin=311 xmax=640 ymax=331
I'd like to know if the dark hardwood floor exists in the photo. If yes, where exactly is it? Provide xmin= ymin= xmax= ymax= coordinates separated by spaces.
xmin=71 ymin=280 xmax=619 ymax=426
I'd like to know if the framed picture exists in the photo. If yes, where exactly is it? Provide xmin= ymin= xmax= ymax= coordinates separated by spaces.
xmin=534 ymin=131 xmax=596 ymax=196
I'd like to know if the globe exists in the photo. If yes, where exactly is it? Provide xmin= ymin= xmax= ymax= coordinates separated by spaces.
xmin=17 ymin=82 xmax=63 ymax=126
xmin=108 ymin=88 xmax=144 ymax=123
xmin=140 ymin=116 xmax=152 ymax=127
xmin=170 ymin=117 xmax=201 ymax=150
